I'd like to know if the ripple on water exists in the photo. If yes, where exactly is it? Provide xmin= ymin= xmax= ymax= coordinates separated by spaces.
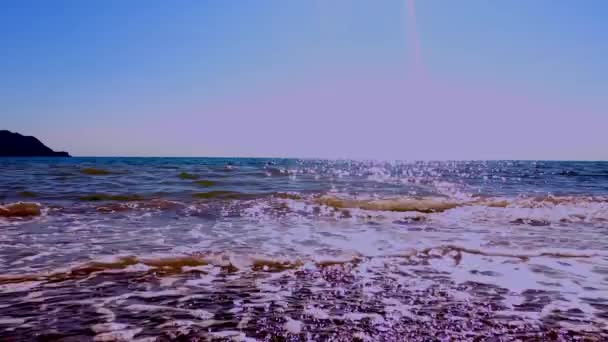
xmin=2 ymin=160 xmax=608 ymax=339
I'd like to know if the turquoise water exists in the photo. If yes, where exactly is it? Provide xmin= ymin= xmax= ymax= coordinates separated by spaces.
xmin=1 ymin=158 xmax=607 ymax=340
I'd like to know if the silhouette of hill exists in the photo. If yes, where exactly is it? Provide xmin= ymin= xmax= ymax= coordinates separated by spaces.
xmin=0 ymin=130 xmax=70 ymax=157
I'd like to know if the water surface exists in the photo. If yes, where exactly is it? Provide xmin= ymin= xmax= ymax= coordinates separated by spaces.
xmin=1 ymin=158 xmax=607 ymax=340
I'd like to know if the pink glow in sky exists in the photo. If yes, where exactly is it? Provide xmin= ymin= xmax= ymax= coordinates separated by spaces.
xmin=42 ymin=72 xmax=604 ymax=160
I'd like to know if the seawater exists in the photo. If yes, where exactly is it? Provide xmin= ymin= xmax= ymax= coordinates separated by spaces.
xmin=1 ymin=158 xmax=607 ymax=340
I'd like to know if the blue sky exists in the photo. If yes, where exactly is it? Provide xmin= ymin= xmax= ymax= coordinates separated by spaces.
xmin=1 ymin=0 xmax=606 ymax=159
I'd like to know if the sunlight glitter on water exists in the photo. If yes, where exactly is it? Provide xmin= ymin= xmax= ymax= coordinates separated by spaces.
xmin=1 ymin=158 xmax=608 ymax=340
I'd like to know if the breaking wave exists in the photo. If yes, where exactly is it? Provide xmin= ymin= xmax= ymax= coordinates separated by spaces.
xmin=2 ymin=159 xmax=608 ymax=339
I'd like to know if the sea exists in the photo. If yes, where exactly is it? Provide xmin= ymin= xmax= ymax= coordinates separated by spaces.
xmin=0 ymin=158 xmax=607 ymax=341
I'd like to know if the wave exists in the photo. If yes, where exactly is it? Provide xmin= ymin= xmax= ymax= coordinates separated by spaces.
xmin=192 ymin=191 xmax=255 ymax=200
xmin=0 ymin=252 xmax=362 ymax=285
xmin=0 ymin=202 xmax=42 ymax=217
xmin=193 ymin=191 xmax=302 ymax=201
xmin=316 ymin=195 xmax=460 ymax=213
xmin=506 ymin=195 xmax=608 ymax=207
xmin=95 ymin=199 xmax=184 ymax=212
xmin=391 ymin=244 xmax=604 ymax=266
xmin=3 ymin=242 xmax=601 ymax=287
xmin=313 ymin=194 xmax=608 ymax=222
xmin=4 ymin=193 xmax=608 ymax=225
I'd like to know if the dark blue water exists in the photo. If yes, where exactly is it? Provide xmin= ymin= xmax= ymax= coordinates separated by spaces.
xmin=1 ymin=158 xmax=607 ymax=340
xmin=1 ymin=158 xmax=607 ymax=201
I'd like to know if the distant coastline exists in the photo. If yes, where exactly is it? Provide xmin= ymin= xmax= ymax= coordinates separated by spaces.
xmin=0 ymin=130 xmax=70 ymax=157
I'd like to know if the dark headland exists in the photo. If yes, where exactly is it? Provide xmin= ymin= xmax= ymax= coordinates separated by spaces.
xmin=0 ymin=130 xmax=70 ymax=157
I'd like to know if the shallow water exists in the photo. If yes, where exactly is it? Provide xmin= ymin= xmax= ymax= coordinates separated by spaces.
xmin=1 ymin=158 xmax=608 ymax=341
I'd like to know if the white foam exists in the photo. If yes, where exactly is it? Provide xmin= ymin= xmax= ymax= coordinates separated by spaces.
xmin=304 ymin=306 xmax=330 ymax=320
xmin=0 ymin=317 xmax=25 ymax=325
xmin=123 ymin=263 xmax=153 ymax=272
xmin=92 ymin=323 xmax=130 ymax=333
xmin=125 ymin=304 xmax=213 ymax=320
xmin=0 ymin=281 xmax=42 ymax=293
xmin=93 ymin=328 xmax=142 ymax=341
xmin=283 ymin=317 xmax=303 ymax=334
xmin=342 ymin=312 xmax=385 ymax=324
xmin=132 ymin=289 xmax=184 ymax=298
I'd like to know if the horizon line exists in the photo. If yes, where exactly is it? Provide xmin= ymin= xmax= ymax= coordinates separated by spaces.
xmin=2 ymin=156 xmax=606 ymax=163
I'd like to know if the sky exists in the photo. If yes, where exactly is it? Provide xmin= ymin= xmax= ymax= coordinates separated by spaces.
xmin=1 ymin=0 xmax=607 ymax=160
